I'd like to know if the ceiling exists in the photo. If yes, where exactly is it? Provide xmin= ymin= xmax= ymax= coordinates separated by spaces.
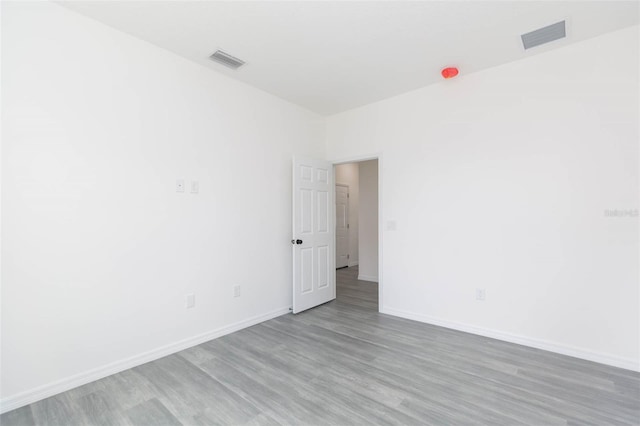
xmin=58 ymin=1 xmax=639 ymax=116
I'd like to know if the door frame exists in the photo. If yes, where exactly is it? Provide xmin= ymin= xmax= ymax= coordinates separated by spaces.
xmin=332 ymin=153 xmax=383 ymax=312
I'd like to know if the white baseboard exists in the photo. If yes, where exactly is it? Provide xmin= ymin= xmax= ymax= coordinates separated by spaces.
xmin=348 ymin=261 xmax=359 ymax=267
xmin=0 ymin=307 xmax=290 ymax=414
xmin=358 ymin=274 xmax=378 ymax=283
xmin=381 ymin=306 xmax=639 ymax=372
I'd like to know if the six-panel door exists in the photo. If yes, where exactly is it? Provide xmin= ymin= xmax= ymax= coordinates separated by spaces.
xmin=292 ymin=157 xmax=335 ymax=313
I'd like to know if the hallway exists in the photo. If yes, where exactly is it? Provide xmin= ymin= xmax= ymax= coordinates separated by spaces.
xmin=335 ymin=266 xmax=378 ymax=312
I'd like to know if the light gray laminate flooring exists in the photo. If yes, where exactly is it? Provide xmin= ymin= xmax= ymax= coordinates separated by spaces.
xmin=2 ymin=266 xmax=639 ymax=425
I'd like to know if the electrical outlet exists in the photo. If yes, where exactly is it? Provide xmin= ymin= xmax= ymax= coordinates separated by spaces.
xmin=475 ymin=288 xmax=486 ymax=301
xmin=176 ymin=179 xmax=185 ymax=193
xmin=185 ymin=293 xmax=195 ymax=308
xmin=233 ymin=285 xmax=241 ymax=298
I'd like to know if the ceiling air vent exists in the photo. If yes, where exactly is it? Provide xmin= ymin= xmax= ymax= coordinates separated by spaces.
xmin=209 ymin=50 xmax=245 ymax=70
xmin=521 ymin=21 xmax=566 ymax=50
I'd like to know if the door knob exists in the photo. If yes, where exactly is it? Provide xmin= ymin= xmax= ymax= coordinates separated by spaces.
xmin=291 ymin=239 xmax=303 ymax=245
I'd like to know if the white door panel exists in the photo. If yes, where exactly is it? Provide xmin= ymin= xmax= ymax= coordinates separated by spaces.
xmin=292 ymin=157 xmax=335 ymax=313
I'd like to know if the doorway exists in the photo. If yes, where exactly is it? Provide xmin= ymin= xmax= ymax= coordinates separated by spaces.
xmin=291 ymin=156 xmax=380 ymax=314
xmin=334 ymin=159 xmax=379 ymax=310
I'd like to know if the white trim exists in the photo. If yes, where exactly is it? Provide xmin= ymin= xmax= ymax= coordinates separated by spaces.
xmin=381 ymin=306 xmax=640 ymax=372
xmin=348 ymin=261 xmax=359 ymax=267
xmin=0 ymin=307 xmax=290 ymax=414
xmin=332 ymin=154 xmax=380 ymax=165
xmin=358 ymin=274 xmax=379 ymax=283
xmin=376 ymin=155 xmax=383 ymax=310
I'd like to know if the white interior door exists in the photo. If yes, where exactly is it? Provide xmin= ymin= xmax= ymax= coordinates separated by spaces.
xmin=292 ymin=157 xmax=335 ymax=314
xmin=335 ymin=184 xmax=349 ymax=268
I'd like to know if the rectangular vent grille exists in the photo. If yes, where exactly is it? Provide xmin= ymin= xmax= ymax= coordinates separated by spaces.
xmin=209 ymin=50 xmax=245 ymax=70
xmin=521 ymin=21 xmax=566 ymax=50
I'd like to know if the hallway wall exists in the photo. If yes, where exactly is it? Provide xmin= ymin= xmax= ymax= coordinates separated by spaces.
xmin=358 ymin=160 xmax=379 ymax=282
xmin=335 ymin=163 xmax=359 ymax=266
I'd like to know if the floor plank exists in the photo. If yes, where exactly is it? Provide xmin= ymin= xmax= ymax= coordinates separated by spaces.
xmin=2 ymin=266 xmax=639 ymax=425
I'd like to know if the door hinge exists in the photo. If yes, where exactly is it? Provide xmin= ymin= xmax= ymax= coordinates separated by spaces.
xmin=347 ymin=193 xmax=349 ymax=198
xmin=347 ymin=224 xmax=350 ymax=229
xmin=347 ymin=254 xmax=350 ymax=259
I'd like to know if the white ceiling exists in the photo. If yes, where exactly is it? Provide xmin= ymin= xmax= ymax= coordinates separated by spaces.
xmin=58 ymin=1 xmax=638 ymax=116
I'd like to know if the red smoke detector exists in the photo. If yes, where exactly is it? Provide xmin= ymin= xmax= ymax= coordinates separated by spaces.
xmin=441 ymin=67 xmax=459 ymax=79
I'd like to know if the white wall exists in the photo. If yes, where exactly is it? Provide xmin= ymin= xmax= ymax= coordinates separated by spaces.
xmin=327 ymin=26 xmax=640 ymax=370
xmin=335 ymin=163 xmax=359 ymax=266
xmin=1 ymin=1 xmax=325 ymax=410
xmin=358 ymin=160 xmax=378 ymax=282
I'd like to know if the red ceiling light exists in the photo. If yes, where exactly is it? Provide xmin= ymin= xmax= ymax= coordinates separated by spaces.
xmin=441 ymin=67 xmax=459 ymax=79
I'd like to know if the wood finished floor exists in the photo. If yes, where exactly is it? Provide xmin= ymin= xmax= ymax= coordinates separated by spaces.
xmin=3 ymin=266 xmax=639 ymax=425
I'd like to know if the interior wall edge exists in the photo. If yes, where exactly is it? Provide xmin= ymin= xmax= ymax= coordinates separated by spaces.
xmin=0 ymin=306 xmax=290 ymax=414
xmin=381 ymin=306 xmax=640 ymax=373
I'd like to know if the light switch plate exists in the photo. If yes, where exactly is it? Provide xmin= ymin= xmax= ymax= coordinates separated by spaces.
xmin=190 ymin=181 xmax=199 ymax=194
xmin=185 ymin=293 xmax=195 ymax=308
